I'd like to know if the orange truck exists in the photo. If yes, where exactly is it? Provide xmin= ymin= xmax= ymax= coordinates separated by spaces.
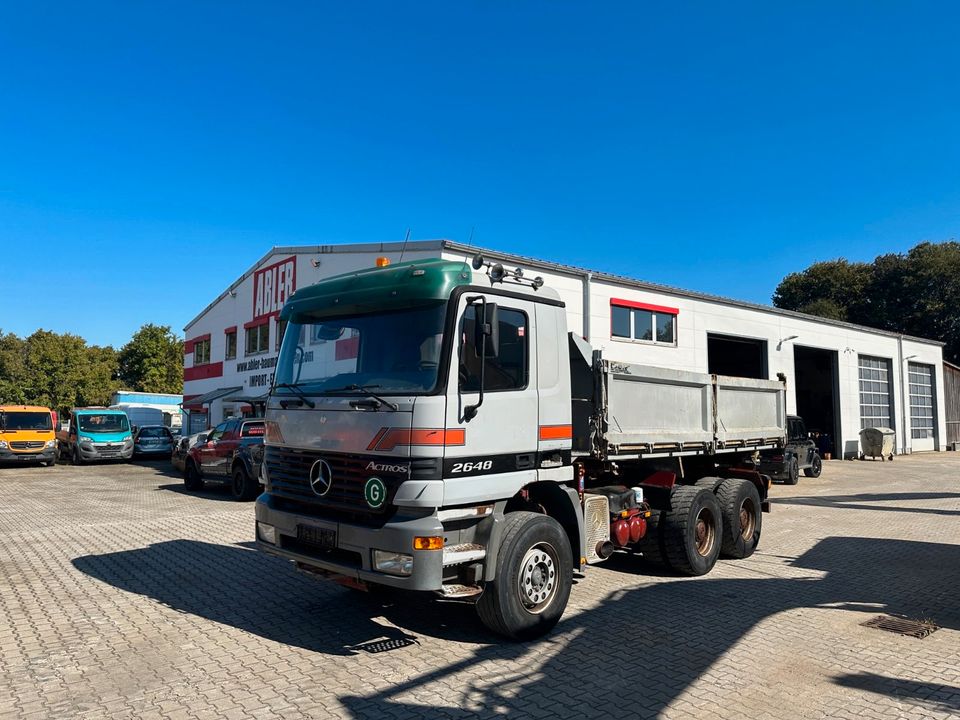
xmin=0 ymin=405 xmax=58 ymax=466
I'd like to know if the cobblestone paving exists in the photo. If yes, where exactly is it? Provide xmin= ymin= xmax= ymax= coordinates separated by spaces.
xmin=0 ymin=455 xmax=959 ymax=719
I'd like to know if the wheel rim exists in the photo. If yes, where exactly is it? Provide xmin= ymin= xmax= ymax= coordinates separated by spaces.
xmin=517 ymin=542 xmax=559 ymax=614
xmin=738 ymin=498 xmax=757 ymax=540
xmin=694 ymin=507 xmax=717 ymax=557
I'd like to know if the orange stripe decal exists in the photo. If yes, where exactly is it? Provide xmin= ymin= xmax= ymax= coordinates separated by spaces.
xmin=371 ymin=427 xmax=467 ymax=452
xmin=539 ymin=424 xmax=573 ymax=441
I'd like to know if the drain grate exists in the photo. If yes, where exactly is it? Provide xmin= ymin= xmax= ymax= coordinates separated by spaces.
xmin=861 ymin=614 xmax=939 ymax=639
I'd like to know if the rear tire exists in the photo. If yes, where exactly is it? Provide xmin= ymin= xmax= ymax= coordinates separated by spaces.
xmin=184 ymin=461 xmax=204 ymax=491
xmin=660 ymin=486 xmax=722 ymax=576
xmin=803 ymin=455 xmax=822 ymax=478
xmin=716 ymin=479 xmax=762 ymax=559
xmin=231 ymin=465 xmax=260 ymax=501
xmin=784 ymin=458 xmax=799 ymax=485
xmin=476 ymin=512 xmax=573 ymax=641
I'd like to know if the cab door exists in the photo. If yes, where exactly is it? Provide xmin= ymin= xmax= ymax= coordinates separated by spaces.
xmin=199 ymin=422 xmax=229 ymax=475
xmin=442 ymin=293 xmax=540 ymax=504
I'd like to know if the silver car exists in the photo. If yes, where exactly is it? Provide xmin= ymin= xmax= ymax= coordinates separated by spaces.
xmin=133 ymin=425 xmax=174 ymax=457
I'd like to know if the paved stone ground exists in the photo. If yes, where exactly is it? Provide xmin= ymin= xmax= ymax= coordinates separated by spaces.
xmin=0 ymin=454 xmax=959 ymax=719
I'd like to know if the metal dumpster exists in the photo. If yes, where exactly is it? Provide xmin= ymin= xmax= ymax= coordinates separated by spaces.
xmin=860 ymin=426 xmax=896 ymax=461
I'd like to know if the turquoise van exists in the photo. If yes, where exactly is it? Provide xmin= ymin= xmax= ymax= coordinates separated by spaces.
xmin=57 ymin=408 xmax=134 ymax=464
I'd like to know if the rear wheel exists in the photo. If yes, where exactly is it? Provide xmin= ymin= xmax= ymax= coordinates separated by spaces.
xmin=231 ymin=465 xmax=260 ymax=501
xmin=803 ymin=455 xmax=822 ymax=478
xmin=716 ymin=479 xmax=762 ymax=559
xmin=184 ymin=461 xmax=204 ymax=491
xmin=784 ymin=458 xmax=799 ymax=485
xmin=476 ymin=512 xmax=573 ymax=641
xmin=660 ymin=486 xmax=722 ymax=576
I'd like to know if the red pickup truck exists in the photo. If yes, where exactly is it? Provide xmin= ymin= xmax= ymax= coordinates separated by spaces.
xmin=184 ymin=418 xmax=265 ymax=500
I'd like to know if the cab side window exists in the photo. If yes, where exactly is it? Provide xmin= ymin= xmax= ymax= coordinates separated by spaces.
xmin=459 ymin=305 xmax=528 ymax=392
xmin=209 ymin=422 xmax=229 ymax=442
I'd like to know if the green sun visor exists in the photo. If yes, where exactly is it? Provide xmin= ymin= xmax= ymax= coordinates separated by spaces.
xmin=280 ymin=258 xmax=473 ymax=321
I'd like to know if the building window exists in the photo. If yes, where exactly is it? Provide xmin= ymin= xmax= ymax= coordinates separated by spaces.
xmin=225 ymin=331 xmax=237 ymax=360
xmin=459 ymin=305 xmax=528 ymax=392
xmin=245 ymin=322 xmax=269 ymax=355
xmin=611 ymin=300 xmax=677 ymax=345
xmin=193 ymin=338 xmax=211 ymax=365
xmin=908 ymin=362 xmax=935 ymax=440
xmin=858 ymin=355 xmax=892 ymax=430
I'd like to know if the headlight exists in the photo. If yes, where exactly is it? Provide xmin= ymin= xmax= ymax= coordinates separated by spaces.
xmin=124 ymin=437 xmax=134 ymax=444
xmin=372 ymin=550 xmax=413 ymax=576
xmin=45 ymin=440 xmax=56 ymax=448
xmin=0 ymin=440 xmax=7 ymax=449
xmin=80 ymin=436 xmax=94 ymax=444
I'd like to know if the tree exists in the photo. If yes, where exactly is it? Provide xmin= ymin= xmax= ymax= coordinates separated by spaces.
xmin=0 ymin=331 xmax=27 ymax=404
xmin=773 ymin=241 xmax=960 ymax=363
xmin=117 ymin=324 xmax=183 ymax=394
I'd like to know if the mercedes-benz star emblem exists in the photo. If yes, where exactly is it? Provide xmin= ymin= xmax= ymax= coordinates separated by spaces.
xmin=308 ymin=459 xmax=333 ymax=497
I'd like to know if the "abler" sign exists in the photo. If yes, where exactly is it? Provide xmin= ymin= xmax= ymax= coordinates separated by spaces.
xmin=253 ymin=256 xmax=297 ymax=320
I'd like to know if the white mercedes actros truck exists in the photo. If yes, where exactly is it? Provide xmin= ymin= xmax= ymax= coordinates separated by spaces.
xmin=255 ymin=256 xmax=786 ymax=640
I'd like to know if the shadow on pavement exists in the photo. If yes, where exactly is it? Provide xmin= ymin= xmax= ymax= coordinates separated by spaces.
xmin=72 ymin=536 xmax=960 ymax=717
xmin=833 ymin=672 xmax=960 ymax=713
xmin=155 ymin=482 xmax=247 ymax=503
xmin=776 ymin=491 xmax=960 ymax=517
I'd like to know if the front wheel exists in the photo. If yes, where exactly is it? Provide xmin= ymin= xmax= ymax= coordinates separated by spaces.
xmin=72 ymin=446 xmax=83 ymax=466
xmin=476 ymin=512 xmax=573 ymax=641
xmin=184 ymin=461 xmax=204 ymax=491
xmin=803 ymin=454 xmax=823 ymax=478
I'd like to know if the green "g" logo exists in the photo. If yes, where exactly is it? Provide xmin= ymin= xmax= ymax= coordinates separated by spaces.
xmin=364 ymin=477 xmax=387 ymax=509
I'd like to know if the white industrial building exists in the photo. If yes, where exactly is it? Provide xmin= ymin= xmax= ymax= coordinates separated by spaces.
xmin=182 ymin=240 xmax=947 ymax=457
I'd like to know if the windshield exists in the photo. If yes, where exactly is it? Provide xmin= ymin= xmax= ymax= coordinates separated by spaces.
xmin=275 ymin=302 xmax=447 ymax=395
xmin=78 ymin=414 xmax=130 ymax=433
xmin=1 ymin=412 xmax=53 ymax=432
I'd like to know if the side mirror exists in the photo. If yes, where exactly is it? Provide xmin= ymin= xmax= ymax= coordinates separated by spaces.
xmin=473 ymin=302 xmax=500 ymax=358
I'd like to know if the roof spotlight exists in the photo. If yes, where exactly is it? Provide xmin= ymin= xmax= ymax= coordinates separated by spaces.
xmin=489 ymin=263 xmax=505 ymax=282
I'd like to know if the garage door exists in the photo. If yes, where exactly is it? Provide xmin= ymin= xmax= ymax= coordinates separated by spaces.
xmin=858 ymin=356 xmax=893 ymax=430
xmin=908 ymin=362 xmax=937 ymax=451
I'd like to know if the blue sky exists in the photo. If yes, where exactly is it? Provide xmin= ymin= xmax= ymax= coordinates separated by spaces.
xmin=2 ymin=2 xmax=959 ymax=347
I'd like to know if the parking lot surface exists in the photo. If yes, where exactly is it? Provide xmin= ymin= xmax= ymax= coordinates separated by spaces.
xmin=0 ymin=455 xmax=958 ymax=720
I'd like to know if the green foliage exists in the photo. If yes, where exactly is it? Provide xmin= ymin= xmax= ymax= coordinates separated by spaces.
xmin=773 ymin=241 xmax=960 ymax=363
xmin=0 ymin=323 xmax=181 ymax=416
xmin=117 ymin=324 xmax=183 ymax=394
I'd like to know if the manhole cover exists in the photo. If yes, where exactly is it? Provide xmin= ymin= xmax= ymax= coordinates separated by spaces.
xmin=861 ymin=614 xmax=939 ymax=639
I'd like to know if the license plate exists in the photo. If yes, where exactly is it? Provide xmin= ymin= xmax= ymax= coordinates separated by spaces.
xmin=297 ymin=524 xmax=337 ymax=550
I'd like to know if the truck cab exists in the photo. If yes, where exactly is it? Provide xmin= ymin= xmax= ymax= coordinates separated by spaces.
xmin=59 ymin=408 xmax=134 ymax=464
xmin=0 ymin=406 xmax=58 ymax=466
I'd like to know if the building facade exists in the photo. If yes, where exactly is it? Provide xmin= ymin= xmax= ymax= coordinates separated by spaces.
xmin=182 ymin=240 xmax=947 ymax=456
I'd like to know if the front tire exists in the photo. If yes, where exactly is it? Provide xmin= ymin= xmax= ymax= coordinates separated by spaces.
xmin=231 ymin=465 xmax=260 ymax=501
xmin=72 ymin=446 xmax=83 ymax=466
xmin=661 ymin=486 xmax=722 ymax=576
xmin=716 ymin=479 xmax=762 ymax=559
xmin=184 ymin=461 xmax=204 ymax=491
xmin=476 ymin=512 xmax=573 ymax=641
xmin=803 ymin=454 xmax=823 ymax=478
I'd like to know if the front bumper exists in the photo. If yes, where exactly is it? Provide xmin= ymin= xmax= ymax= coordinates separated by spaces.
xmin=254 ymin=493 xmax=444 ymax=591
xmin=134 ymin=444 xmax=173 ymax=455
xmin=0 ymin=447 xmax=56 ymax=463
xmin=79 ymin=443 xmax=134 ymax=461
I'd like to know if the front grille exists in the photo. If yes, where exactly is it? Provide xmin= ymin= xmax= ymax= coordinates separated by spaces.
xmin=11 ymin=441 xmax=44 ymax=450
xmin=97 ymin=444 xmax=124 ymax=456
xmin=266 ymin=446 xmax=418 ymax=526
